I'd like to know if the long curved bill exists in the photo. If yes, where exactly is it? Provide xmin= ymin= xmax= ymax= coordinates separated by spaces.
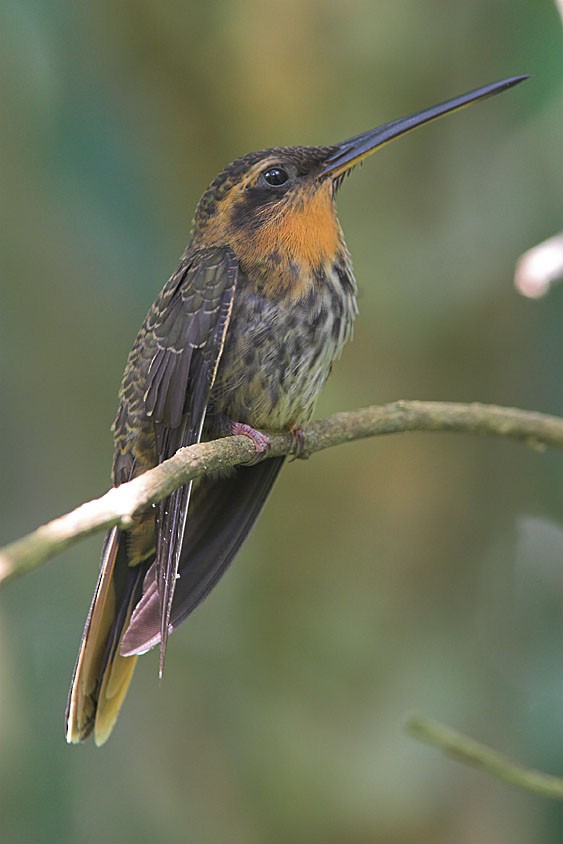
xmin=322 ymin=75 xmax=529 ymax=179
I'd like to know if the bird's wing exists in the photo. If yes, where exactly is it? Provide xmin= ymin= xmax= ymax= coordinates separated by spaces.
xmin=66 ymin=246 xmax=237 ymax=743
xmin=142 ymin=245 xmax=238 ymax=673
xmin=120 ymin=456 xmax=285 ymax=657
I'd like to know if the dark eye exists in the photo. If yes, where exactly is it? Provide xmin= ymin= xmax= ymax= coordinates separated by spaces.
xmin=263 ymin=167 xmax=289 ymax=187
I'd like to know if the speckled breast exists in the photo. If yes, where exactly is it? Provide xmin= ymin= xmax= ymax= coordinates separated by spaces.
xmin=207 ymin=260 xmax=358 ymax=432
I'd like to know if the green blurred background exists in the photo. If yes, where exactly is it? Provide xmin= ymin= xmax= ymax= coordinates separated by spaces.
xmin=1 ymin=1 xmax=562 ymax=842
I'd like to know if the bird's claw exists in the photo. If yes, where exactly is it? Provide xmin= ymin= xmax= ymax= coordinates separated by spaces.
xmin=230 ymin=422 xmax=271 ymax=464
xmin=289 ymin=427 xmax=308 ymax=460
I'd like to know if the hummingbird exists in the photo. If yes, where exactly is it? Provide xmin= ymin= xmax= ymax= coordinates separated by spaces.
xmin=66 ymin=75 xmax=527 ymax=745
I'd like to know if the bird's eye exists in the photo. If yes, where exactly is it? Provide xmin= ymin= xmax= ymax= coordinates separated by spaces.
xmin=263 ymin=167 xmax=289 ymax=187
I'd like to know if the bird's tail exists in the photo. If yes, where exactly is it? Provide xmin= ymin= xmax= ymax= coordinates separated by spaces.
xmin=121 ymin=458 xmax=286 ymax=656
xmin=65 ymin=527 xmax=144 ymax=746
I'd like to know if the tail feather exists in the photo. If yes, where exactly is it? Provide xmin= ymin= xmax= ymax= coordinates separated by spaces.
xmin=121 ymin=457 xmax=285 ymax=657
xmin=93 ymin=648 xmax=138 ymax=746
xmin=65 ymin=527 xmax=143 ymax=745
xmin=68 ymin=456 xmax=285 ymax=742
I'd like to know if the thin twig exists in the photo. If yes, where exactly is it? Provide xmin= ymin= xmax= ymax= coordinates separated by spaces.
xmin=0 ymin=400 xmax=561 ymax=587
xmin=406 ymin=714 xmax=563 ymax=800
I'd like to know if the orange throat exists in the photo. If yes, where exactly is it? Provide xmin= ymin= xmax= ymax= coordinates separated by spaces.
xmin=239 ymin=183 xmax=343 ymax=298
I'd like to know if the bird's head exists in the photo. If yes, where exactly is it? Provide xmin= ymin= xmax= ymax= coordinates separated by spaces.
xmin=190 ymin=76 xmax=528 ymax=297
xmin=190 ymin=145 xmax=344 ymax=297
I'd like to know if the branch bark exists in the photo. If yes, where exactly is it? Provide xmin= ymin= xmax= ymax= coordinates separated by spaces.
xmin=1 ymin=400 xmax=562 ymax=588
xmin=406 ymin=714 xmax=563 ymax=800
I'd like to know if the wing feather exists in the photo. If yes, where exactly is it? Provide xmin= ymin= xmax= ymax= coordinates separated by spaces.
xmin=67 ymin=245 xmax=239 ymax=742
xmin=121 ymin=458 xmax=285 ymax=657
xmin=143 ymin=246 xmax=238 ymax=672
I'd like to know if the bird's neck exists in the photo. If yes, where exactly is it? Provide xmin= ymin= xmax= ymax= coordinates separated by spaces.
xmin=194 ymin=184 xmax=347 ymax=300
xmin=246 ymin=185 xmax=345 ymax=299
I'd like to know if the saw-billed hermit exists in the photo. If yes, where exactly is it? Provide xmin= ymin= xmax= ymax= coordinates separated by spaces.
xmin=66 ymin=75 xmax=528 ymax=745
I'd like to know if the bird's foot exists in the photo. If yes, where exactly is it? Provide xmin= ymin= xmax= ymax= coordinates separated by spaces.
xmin=289 ymin=426 xmax=308 ymax=460
xmin=230 ymin=422 xmax=271 ymax=464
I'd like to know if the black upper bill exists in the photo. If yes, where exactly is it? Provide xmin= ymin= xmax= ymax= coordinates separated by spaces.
xmin=322 ymin=75 xmax=529 ymax=179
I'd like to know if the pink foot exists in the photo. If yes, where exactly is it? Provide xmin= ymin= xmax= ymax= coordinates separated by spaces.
xmin=289 ymin=426 xmax=308 ymax=460
xmin=231 ymin=422 xmax=271 ymax=463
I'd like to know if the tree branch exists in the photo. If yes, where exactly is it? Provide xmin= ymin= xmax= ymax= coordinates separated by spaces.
xmin=406 ymin=714 xmax=563 ymax=800
xmin=1 ymin=400 xmax=561 ymax=588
